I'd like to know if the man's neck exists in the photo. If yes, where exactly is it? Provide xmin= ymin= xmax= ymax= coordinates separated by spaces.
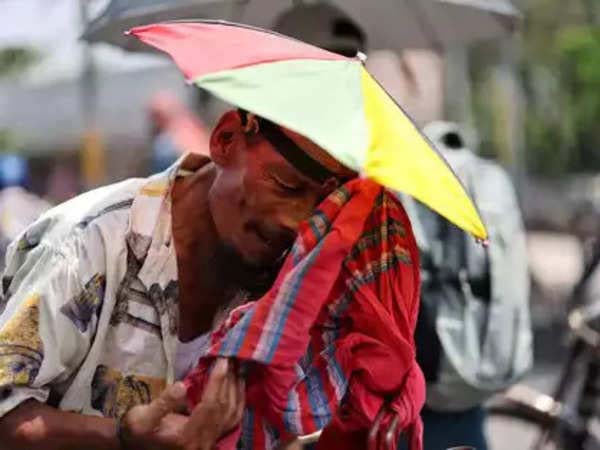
xmin=171 ymin=160 xmax=235 ymax=340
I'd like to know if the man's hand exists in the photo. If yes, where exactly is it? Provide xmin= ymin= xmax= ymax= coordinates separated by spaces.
xmin=121 ymin=358 xmax=245 ymax=450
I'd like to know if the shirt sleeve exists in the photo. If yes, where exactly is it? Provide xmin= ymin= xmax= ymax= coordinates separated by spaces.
xmin=0 ymin=236 xmax=105 ymax=418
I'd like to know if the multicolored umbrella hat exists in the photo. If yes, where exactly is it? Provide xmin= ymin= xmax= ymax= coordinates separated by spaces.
xmin=128 ymin=20 xmax=488 ymax=239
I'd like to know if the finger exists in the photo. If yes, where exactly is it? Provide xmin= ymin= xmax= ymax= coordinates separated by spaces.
xmin=152 ymin=412 xmax=188 ymax=446
xmin=203 ymin=358 xmax=228 ymax=403
xmin=213 ymin=365 xmax=235 ymax=426
xmin=139 ymin=382 xmax=188 ymax=430
xmin=232 ymin=377 xmax=246 ymax=425
xmin=222 ymin=366 xmax=237 ymax=412
xmin=225 ymin=370 xmax=237 ymax=421
xmin=224 ymin=372 xmax=245 ymax=430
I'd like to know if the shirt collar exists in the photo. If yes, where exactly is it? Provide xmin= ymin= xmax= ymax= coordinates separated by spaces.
xmin=126 ymin=158 xmax=181 ymax=262
xmin=126 ymin=153 xmax=213 ymax=262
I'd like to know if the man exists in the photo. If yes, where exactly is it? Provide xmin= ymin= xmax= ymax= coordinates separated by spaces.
xmin=0 ymin=109 xmax=354 ymax=450
xmin=402 ymin=121 xmax=532 ymax=449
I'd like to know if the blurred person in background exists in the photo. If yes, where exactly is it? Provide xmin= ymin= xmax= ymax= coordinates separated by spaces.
xmin=400 ymin=121 xmax=533 ymax=450
xmin=44 ymin=163 xmax=81 ymax=204
xmin=273 ymin=3 xmax=367 ymax=58
xmin=148 ymin=91 xmax=210 ymax=173
xmin=0 ymin=154 xmax=49 ymax=271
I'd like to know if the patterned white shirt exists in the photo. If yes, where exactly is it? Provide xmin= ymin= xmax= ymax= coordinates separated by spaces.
xmin=0 ymin=159 xmax=192 ymax=419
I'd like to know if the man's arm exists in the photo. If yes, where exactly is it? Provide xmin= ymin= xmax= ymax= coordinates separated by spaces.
xmin=0 ymin=246 xmax=245 ymax=450
xmin=0 ymin=359 xmax=245 ymax=450
xmin=0 ymin=239 xmax=103 ymax=423
xmin=0 ymin=227 xmax=244 ymax=449
xmin=0 ymin=400 xmax=119 ymax=450
xmin=0 ymin=239 xmax=122 ymax=450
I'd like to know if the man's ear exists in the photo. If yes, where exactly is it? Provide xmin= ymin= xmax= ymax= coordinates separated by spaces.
xmin=209 ymin=110 xmax=243 ymax=166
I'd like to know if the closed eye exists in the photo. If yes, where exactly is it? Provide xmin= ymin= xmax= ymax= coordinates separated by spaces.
xmin=269 ymin=172 xmax=305 ymax=194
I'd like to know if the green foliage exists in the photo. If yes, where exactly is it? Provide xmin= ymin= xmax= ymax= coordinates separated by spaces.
xmin=556 ymin=26 xmax=600 ymax=171
xmin=0 ymin=129 xmax=19 ymax=152
xmin=0 ymin=46 xmax=40 ymax=150
xmin=470 ymin=0 xmax=600 ymax=176
xmin=0 ymin=46 xmax=39 ymax=79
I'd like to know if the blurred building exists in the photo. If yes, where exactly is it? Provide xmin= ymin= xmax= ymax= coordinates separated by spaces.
xmin=367 ymin=49 xmax=444 ymax=126
xmin=0 ymin=65 xmax=194 ymax=190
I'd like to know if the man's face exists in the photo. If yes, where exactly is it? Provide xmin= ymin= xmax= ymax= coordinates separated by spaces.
xmin=208 ymin=111 xmax=334 ymax=270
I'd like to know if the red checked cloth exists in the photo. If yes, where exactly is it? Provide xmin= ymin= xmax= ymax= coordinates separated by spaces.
xmin=184 ymin=179 xmax=425 ymax=450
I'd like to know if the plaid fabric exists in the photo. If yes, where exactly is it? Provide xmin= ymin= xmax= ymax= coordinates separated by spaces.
xmin=184 ymin=179 xmax=425 ymax=450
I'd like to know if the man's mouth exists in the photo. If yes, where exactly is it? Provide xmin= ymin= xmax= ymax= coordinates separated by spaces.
xmin=244 ymin=221 xmax=295 ymax=256
xmin=254 ymin=227 xmax=274 ymax=247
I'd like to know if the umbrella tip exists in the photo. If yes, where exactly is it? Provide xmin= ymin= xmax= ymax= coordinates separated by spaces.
xmin=124 ymin=26 xmax=142 ymax=36
xmin=357 ymin=51 xmax=367 ymax=63
xmin=476 ymin=238 xmax=490 ymax=248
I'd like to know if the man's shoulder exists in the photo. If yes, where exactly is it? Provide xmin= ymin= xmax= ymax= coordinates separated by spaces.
xmin=52 ymin=178 xmax=146 ymax=223
xmin=21 ymin=177 xmax=148 ymax=250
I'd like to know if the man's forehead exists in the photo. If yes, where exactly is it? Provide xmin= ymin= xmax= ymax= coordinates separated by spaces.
xmin=261 ymin=147 xmax=318 ymax=185
xmin=280 ymin=127 xmax=351 ymax=177
xmin=235 ymin=109 xmax=355 ymax=183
